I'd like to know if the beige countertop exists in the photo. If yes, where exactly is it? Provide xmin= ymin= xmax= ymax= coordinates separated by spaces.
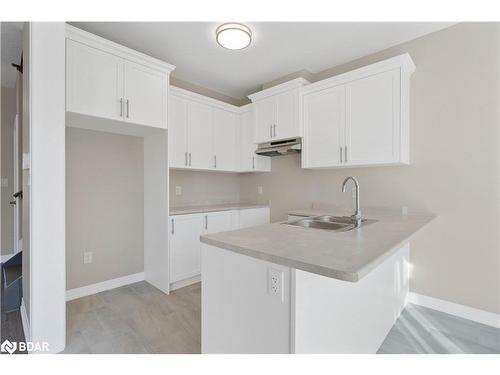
xmin=200 ymin=207 xmax=434 ymax=282
xmin=169 ymin=202 xmax=269 ymax=216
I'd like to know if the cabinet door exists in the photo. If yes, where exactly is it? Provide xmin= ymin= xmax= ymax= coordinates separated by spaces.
xmin=238 ymin=208 xmax=270 ymax=229
xmin=66 ymin=39 xmax=123 ymax=121
xmin=345 ymin=69 xmax=401 ymax=166
xmin=275 ymin=89 xmax=299 ymax=140
xmin=188 ymin=101 xmax=213 ymax=169
xmin=169 ymin=95 xmax=189 ymax=168
xmin=240 ymin=110 xmax=271 ymax=172
xmin=302 ymin=86 xmax=345 ymax=168
xmin=212 ymin=108 xmax=238 ymax=171
xmin=169 ymin=214 xmax=203 ymax=283
xmin=204 ymin=211 xmax=233 ymax=234
xmin=123 ymin=61 xmax=166 ymax=128
xmin=254 ymin=97 xmax=276 ymax=143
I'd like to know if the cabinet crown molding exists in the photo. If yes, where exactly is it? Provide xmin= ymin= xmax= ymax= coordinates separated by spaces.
xmin=170 ymin=85 xmax=243 ymax=114
xmin=66 ymin=24 xmax=176 ymax=73
xmin=248 ymin=77 xmax=311 ymax=102
xmin=302 ymin=53 xmax=415 ymax=94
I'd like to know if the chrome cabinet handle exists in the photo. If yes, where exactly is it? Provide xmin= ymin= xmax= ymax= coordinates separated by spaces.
xmin=126 ymin=99 xmax=130 ymax=118
xmin=252 ymin=156 xmax=255 ymax=169
xmin=270 ymin=124 xmax=273 ymax=138
xmin=120 ymin=98 xmax=123 ymax=117
xmin=189 ymin=152 xmax=192 ymax=166
xmin=340 ymin=147 xmax=343 ymax=163
xmin=205 ymin=215 xmax=208 ymax=230
xmin=214 ymin=155 xmax=217 ymax=168
xmin=184 ymin=152 xmax=188 ymax=166
xmin=345 ymin=146 xmax=348 ymax=163
xmin=171 ymin=218 xmax=174 ymax=235
xmin=273 ymin=124 xmax=277 ymax=138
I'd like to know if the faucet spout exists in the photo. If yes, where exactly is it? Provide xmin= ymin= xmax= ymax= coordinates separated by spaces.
xmin=341 ymin=176 xmax=362 ymax=226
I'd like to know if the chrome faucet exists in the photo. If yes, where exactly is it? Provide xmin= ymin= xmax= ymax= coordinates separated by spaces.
xmin=342 ymin=176 xmax=362 ymax=227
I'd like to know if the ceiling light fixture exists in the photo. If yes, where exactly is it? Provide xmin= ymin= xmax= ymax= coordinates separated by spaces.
xmin=216 ymin=23 xmax=252 ymax=50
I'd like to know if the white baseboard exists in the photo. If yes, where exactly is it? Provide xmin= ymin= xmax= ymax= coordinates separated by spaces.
xmin=20 ymin=298 xmax=31 ymax=343
xmin=1 ymin=253 xmax=15 ymax=263
xmin=170 ymin=274 xmax=201 ymax=291
xmin=409 ymin=292 xmax=500 ymax=329
xmin=66 ymin=272 xmax=145 ymax=301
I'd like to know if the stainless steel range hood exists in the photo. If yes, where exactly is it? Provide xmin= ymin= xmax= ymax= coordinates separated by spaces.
xmin=255 ymin=138 xmax=302 ymax=157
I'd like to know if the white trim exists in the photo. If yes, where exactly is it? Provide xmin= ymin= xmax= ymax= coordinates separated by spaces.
xmin=20 ymin=298 xmax=31 ymax=343
xmin=65 ymin=24 xmax=175 ymax=73
xmin=65 ymin=272 xmax=145 ymax=301
xmin=409 ymin=292 xmax=500 ymax=329
xmin=1 ymin=253 xmax=15 ymax=263
xmin=170 ymin=274 xmax=201 ymax=291
xmin=301 ymin=53 xmax=415 ymax=94
xmin=170 ymin=85 xmax=241 ymax=113
xmin=248 ymin=77 xmax=310 ymax=101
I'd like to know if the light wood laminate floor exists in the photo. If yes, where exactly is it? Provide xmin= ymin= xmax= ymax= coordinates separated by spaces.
xmin=63 ymin=281 xmax=499 ymax=354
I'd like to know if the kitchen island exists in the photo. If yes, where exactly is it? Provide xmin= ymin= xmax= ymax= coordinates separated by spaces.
xmin=200 ymin=207 xmax=434 ymax=353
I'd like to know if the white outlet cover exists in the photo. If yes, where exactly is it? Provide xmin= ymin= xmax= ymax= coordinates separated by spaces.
xmin=175 ymin=186 xmax=182 ymax=195
xmin=258 ymin=186 xmax=263 ymax=195
xmin=83 ymin=251 xmax=93 ymax=264
xmin=267 ymin=268 xmax=284 ymax=301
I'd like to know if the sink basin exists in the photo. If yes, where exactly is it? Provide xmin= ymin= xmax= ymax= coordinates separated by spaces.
xmin=286 ymin=218 xmax=355 ymax=232
xmin=284 ymin=215 xmax=377 ymax=232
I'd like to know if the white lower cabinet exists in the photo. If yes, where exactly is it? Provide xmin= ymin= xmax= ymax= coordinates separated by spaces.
xmin=169 ymin=213 xmax=203 ymax=284
xmin=169 ymin=207 xmax=270 ymax=288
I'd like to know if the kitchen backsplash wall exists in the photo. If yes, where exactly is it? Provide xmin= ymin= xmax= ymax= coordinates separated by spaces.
xmin=169 ymin=169 xmax=241 ymax=207
xmin=241 ymin=23 xmax=500 ymax=315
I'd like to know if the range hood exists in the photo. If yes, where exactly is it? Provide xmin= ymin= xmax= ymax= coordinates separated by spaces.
xmin=255 ymin=138 xmax=302 ymax=157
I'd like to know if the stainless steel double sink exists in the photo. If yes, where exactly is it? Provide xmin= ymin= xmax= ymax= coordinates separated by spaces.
xmin=285 ymin=215 xmax=376 ymax=232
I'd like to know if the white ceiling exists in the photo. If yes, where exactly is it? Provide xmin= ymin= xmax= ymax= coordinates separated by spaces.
xmin=1 ymin=22 xmax=23 ymax=88
xmin=72 ymin=22 xmax=452 ymax=99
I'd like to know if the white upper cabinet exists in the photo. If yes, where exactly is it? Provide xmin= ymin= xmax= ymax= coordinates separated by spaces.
xmin=240 ymin=107 xmax=271 ymax=172
xmin=302 ymin=85 xmax=346 ymax=168
xmin=344 ymin=69 xmax=400 ymax=166
xmin=65 ymin=25 xmax=174 ymax=135
xmin=169 ymin=87 xmax=271 ymax=173
xmin=212 ymin=108 xmax=238 ymax=171
xmin=169 ymin=95 xmax=189 ymax=168
xmin=123 ymin=61 xmax=166 ymax=128
xmin=188 ymin=101 xmax=213 ymax=169
xmin=254 ymin=97 xmax=276 ymax=143
xmin=301 ymin=54 xmax=415 ymax=169
xmin=249 ymin=78 xmax=310 ymax=144
xmin=66 ymin=39 xmax=123 ymax=121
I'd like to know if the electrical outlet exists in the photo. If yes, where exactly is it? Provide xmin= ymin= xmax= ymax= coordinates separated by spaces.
xmin=268 ymin=268 xmax=284 ymax=300
xmin=83 ymin=251 xmax=93 ymax=265
xmin=258 ymin=186 xmax=263 ymax=195
xmin=0 ymin=178 xmax=8 ymax=188
xmin=175 ymin=186 xmax=182 ymax=196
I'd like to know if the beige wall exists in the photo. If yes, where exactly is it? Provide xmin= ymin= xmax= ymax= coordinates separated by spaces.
xmin=241 ymin=23 xmax=500 ymax=314
xmin=1 ymin=87 xmax=16 ymax=256
xmin=66 ymin=127 xmax=144 ymax=290
xmin=169 ymin=169 xmax=240 ymax=207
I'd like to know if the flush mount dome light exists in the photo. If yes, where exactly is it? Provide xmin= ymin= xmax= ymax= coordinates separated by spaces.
xmin=216 ymin=23 xmax=252 ymax=50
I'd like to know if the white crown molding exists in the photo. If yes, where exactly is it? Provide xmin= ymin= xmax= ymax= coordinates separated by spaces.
xmin=248 ymin=77 xmax=310 ymax=102
xmin=302 ymin=53 xmax=415 ymax=94
xmin=65 ymin=24 xmax=176 ymax=73
xmin=170 ymin=85 xmax=242 ymax=113
xmin=65 ymin=272 xmax=145 ymax=301
xmin=409 ymin=292 xmax=500 ymax=329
